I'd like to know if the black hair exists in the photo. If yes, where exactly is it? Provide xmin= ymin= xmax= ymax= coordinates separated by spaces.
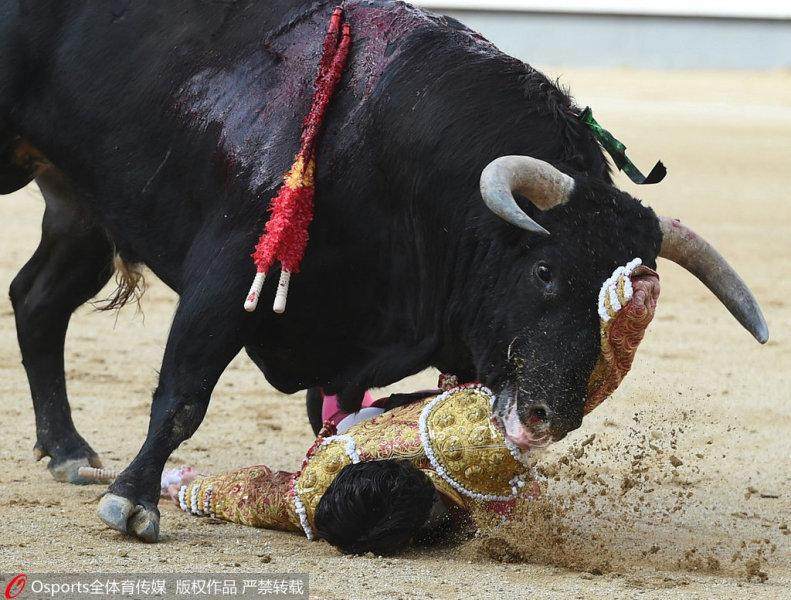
xmin=315 ymin=459 xmax=436 ymax=555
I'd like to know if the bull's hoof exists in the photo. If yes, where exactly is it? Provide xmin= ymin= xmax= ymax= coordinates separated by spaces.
xmin=48 ymin=456 xmax=103 ymax=485
xmin=97 ymin=494 xmax=160 ymax=543
xmin=129 ymin=506 xmax=160 ymax=543
xmin=97 ymin=494 xmax=134 ymax=532
xmin=35 ymin=437 xmax=103 ymax=485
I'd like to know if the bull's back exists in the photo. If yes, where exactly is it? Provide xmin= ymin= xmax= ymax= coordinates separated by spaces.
xmin=0 ymin=0 xmax=535 ymax=275
xmin=0 ymin=0 xmax=325 ymax=281
xmin=1 ymin=0 xmax=466 ymax=199
xmin=1 ymin=1 xmax=307 ymax=137
xmin=0 ymin=0 xmax=315 ymax=174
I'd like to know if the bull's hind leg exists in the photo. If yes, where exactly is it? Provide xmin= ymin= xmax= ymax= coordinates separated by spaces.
xmin=9 ymin=173 xmax=114 ymax=483
xmin=98 ymin=229 xmax=250 ymax=542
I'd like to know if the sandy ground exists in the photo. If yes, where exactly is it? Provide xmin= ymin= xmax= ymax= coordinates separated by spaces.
xmin=0 ymin=69 xmax=789 ymax=599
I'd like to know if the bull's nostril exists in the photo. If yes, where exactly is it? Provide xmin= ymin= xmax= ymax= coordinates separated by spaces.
xmin=527 ymin=405 xmax=548 ymax=426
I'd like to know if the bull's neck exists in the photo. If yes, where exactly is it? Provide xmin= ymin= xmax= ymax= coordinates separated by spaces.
xmin=373 ymin=196 xmax=489 ymax=377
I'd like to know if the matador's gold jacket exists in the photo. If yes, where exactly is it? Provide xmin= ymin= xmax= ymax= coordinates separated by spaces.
xmin=179 ymin=385 xmax=530 ymax=539
xmin=178 ymin=259 xmax=659 ymax=539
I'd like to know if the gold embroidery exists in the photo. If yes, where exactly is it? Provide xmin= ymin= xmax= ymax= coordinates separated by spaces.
xmin=295 ymin=440 xmax=354 ymax=531
xmin=423 ymin=388 xmax=525 ymax=498
xmin=193 ymin=388 xmax=532 ymax=537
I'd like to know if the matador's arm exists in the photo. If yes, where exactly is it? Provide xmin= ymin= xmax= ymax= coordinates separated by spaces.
xmin=176 ymin=465 xmax=301 ymax=532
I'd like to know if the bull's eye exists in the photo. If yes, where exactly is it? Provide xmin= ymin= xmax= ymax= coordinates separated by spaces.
xmin=535 ymin=262 xmax=552 ymax=284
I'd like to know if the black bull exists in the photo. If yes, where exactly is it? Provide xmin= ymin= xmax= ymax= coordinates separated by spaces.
xmin=0 ymin=1 xmax=767 ymax=542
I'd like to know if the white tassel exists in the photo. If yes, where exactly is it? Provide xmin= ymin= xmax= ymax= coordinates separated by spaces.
xmin=244 ymin=271 xmax=267 ymax=312
xmin=273 ymin=270 xmax=291 ymax=314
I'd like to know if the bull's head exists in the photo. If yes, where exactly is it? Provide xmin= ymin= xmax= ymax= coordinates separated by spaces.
xmin=477 ymin=155 xmax=768 ymax=449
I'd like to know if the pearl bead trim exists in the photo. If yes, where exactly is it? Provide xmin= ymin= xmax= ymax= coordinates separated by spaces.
xmin=320 ymin=434 xmax=361 ymax=464
xmin=190 ymin=481 xmax=202 ymax=515
xmin=178 ymin=481 xmax=212 ymax=517
xmin=178 ymin=485 xmax=188 ymax=512
xmin=419 ymin=384 xmax=528 ymax=502
xmin=204 ymin=486 xmax=214 ymax=517
xmin=293 ymin=487 xmax=313 ymax=541
xmin=292 ymin=434 xmax=362 ymax=541
xmin=597 ymin=258 xmax=642 ymax=322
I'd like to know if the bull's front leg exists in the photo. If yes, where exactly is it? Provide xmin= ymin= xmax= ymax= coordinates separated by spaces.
xmin=97 ymin=237 xmax=252 ymax=542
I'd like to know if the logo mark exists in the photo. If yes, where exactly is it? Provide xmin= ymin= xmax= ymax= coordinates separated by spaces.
xmin=4 ymin=574 xmax=26 ymax=600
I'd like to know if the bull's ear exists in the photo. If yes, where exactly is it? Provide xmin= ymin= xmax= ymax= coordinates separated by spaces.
xmin=479 ymin=155 xmax=575 ymax=235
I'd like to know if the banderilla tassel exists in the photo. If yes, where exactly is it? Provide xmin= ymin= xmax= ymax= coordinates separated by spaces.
xmin=243 ymin=7 xmax=351 ymax=315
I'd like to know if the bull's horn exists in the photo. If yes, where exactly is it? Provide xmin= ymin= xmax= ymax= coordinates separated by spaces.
xmin=658 ymin=216 xmax=768 ymax=344
xmin=479 ymin=156 xmax=575 ymax=236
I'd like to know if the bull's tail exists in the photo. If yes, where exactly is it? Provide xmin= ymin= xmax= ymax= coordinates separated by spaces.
xmin=1 ymin=130 xmax=146 ymax=311
xmin=96 ymin=254 xmax=146 ymax=311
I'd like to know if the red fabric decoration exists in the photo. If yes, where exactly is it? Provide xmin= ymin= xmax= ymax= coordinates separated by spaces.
xmin=584 ymin=267 xmax=660 ymax=414
xmin=251 ymin=8 xmax=351 ymax=277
